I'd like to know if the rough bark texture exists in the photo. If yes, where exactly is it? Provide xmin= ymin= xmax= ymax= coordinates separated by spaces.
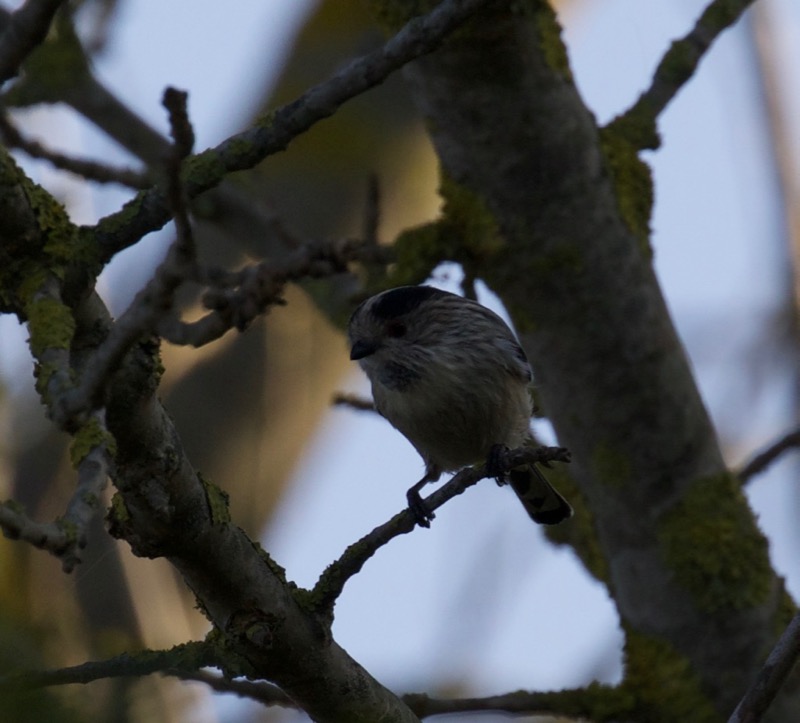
xmin=396 ymin=2 xmax=797 ymax=720
xmin=93 ymin=290 xmax=420 ymax=723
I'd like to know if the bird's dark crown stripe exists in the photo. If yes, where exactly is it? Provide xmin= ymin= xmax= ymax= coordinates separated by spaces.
xmin=370 ymin=286 xmax=449 ymax=320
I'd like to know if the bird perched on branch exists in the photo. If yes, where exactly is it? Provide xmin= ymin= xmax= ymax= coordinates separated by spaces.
xmin=347 ymin=285 xmax=572 ymax=527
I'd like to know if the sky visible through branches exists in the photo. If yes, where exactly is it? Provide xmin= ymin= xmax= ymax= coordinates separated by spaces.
xmin=0 ymin=1 xmax=799 ymax=720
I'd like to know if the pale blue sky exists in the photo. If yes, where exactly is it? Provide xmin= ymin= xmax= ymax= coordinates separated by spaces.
xmin=1 ymin=2 xmax=799 ymax=721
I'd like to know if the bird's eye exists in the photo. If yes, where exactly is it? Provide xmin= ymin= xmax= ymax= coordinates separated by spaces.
xmin=386 ymin=321 xmax=407 ymax=338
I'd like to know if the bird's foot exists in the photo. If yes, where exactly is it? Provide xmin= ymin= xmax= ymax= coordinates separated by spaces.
xmin=406 ymin=488 xmax=435 ymax=528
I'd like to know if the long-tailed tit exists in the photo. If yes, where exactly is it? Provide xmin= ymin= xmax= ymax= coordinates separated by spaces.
xmin=347 ymin=285 xmax=572 ymax=527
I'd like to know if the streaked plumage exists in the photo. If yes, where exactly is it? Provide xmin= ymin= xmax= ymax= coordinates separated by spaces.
xmin=348 ymin=285 xmax=572 ymax=526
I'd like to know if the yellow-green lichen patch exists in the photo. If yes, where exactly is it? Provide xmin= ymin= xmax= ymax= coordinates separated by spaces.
xmin=14 ymin=266 xmax=52 ymax=310
xmin=181 ymin=149 xmax=228 ymax=191
xmin=23 ymin=184 xmax=75 ymax=264
xmin=388 ymin=221 xmax=452 ymax=287
xmin=69 ymin=416 xmax=116 ymax=468
xmin=0 ymin=153 xmax=70 ymax=310
xmin=106 ymin=492 xmax=136 ymax=545
xmin=25 ymin=296 xmax=75 ymax=357
xmin=200 ymin=474 xmax=231 ymax=526
xmin=220 ymin=135 xmax=258 ymax=167
xmin=92 ymin=193 xmax=148 ymax=241
xmin=388 ymin=172 xmax=506 ymax=287
xmin=599 ymin=124 xmax=654 ymax=254
xmin=32 ymin=360 xmax=61 ymax=400
xmin=512 ymin=0 xmax=573 ymax=80
xmin=439 ymin=174 xmax=504 ymax=258
xmin=622 ymin=628 xmax=721 ymax=723
xmin=658 ymin=472 xmax=772 ymax=614
xmin=3 ymin=14 xmax=89 ymax=107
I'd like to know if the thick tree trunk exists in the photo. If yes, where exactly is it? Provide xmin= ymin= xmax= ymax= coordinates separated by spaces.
xmin=395 ymin=1 xmax=796 ymax=719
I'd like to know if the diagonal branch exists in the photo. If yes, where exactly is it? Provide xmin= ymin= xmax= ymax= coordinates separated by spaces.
xmin=91 ymin=0 xmax=503 ymax=263
xmin=403 ymin=684 xmax=620 ymax=719
xmin=0 ymin=109 xmax=151 ymax=188
xmin=0 ymin=641 xmax=220 ymax=690
xmin=56 ymin=88 xmax=198 ymax=426
xmin=60 ymin=409 xmax=113 ymax=572
xmin=171 ymin=670 xmax=295 ymax=708
xmin=310 ymin=445 xmax=571 ymax=614
xmin=738 ymin=426 xmax=800 ymax=483
xmin=610 ymin=0 xmax=758 ymax=149
xmin=331 ymin=392 xmax=376 ymax=412
xmin=728 ymin=611 xmax=800 ymax=723
xmin=157 ymin=238 xmax=389 ymax=348
xmin=0 ymin=0 xmax=67 ymax=84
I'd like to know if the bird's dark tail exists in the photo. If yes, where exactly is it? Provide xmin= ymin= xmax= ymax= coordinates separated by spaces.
xmin=508 ymin=465 xmax=572 ymax=525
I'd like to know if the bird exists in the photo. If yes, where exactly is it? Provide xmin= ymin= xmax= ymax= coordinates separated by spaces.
xmin=347 ymin=285 xmax=572 ymax=527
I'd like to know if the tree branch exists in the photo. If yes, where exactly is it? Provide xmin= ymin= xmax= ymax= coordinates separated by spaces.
xmin=91 ymin=0 xmax=503 ymax=263
xmin=0 ymin=407 xmax=110 ymax=573
xmin=738 ymin=426 xmax=800 ymax=483
xmin=55 ymin=88 xmax=197 ymax=426
xmin=728 ymin=612 xmax=800 ymax=723
xmin=331 ymin=393 xmax=376 ymax=412
xmin=610 ymin=0 xmax=758 ymax=148
xmin=0 ymin=108 xmax=151 ymax=188
xmin=402 ymin=684 xmax=620 ymax=719
xmin=60 ymin=409 xmax=113 ymax=571
xmin=0 ymin=641 xmax=219 ymax=689
xmin=310 ymin=445 xmax=571 ymax=614
xmin=171 ymin=669 xmax=295 ymax=709
xmin=0 ymin=0 xmax=66 ymax=84
xmin=157 ymin=237 xmax=389 ymax=348
xmin=0 ymin=500 xmax=70 ymax=555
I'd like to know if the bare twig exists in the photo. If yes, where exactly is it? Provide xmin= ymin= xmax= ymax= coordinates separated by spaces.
xmin=738 ymin=427 xmax=800 ymax=483
xmin=310 ymin=445 xmax=571 ymax=613
xmin=0 ymin=111 xmax=151 ymax=187
xmin=0 ymin=111 xmax=137 ymax=186
xmin=25 ymin=274 xmax=73 ymax=407
xmin=158 ymin=238 xmax=390 ymax=347
xmin=12 ymin=221 xmax=112 ymax=571
xmin=92 ymin=0 xmax=503 ymax=262
xmin=332 ymin=393 xmax=376 ymax=412
xmin=610 ymin=0 xmax=758 ymax=149
xmin=0 ymin=411 xmax=111 ymax=572
xmin=0 ymin=0 xmax=67 ymax=84
xmin=161 ymin=87 xmax=196 ymax=260
xmin=56 ymin=88 xmax=198 ymax=425
xmin=0 ymin=501 xmax=71 ymax=554
xmin=171 ymin=669 xmax=295 ymax=708
xmin=59 ymin=410 xmax=113 ymax=571
xmin=163 ymin=87 xmax=194 ymax=158
xmin=0 ymin=641 xmax=219 ymax=690
xmin=728 ymin=612 xmax=800 ymax=723
xmin=403 ymin=685 xmax=612 ymax=719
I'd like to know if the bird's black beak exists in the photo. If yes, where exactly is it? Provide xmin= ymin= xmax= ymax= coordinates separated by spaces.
xmin=350 ymin=339 xmax=378 ymax=360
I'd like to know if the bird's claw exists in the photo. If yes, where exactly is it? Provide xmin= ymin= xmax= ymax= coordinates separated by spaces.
xmin=487 ymin=443 xmax=510 ymax=479
xmin=407 ymin=489 xmax=435 ymax=528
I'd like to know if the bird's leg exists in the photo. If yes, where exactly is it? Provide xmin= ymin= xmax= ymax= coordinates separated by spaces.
xmin=406 ymin=467 xmax=440 ymax=528
xmin=487 ymin=443 xmax=510 ymax=487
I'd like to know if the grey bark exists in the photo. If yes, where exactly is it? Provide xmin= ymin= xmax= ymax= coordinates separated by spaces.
xmin=400 ymin=3 xmax=796 ymax=720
